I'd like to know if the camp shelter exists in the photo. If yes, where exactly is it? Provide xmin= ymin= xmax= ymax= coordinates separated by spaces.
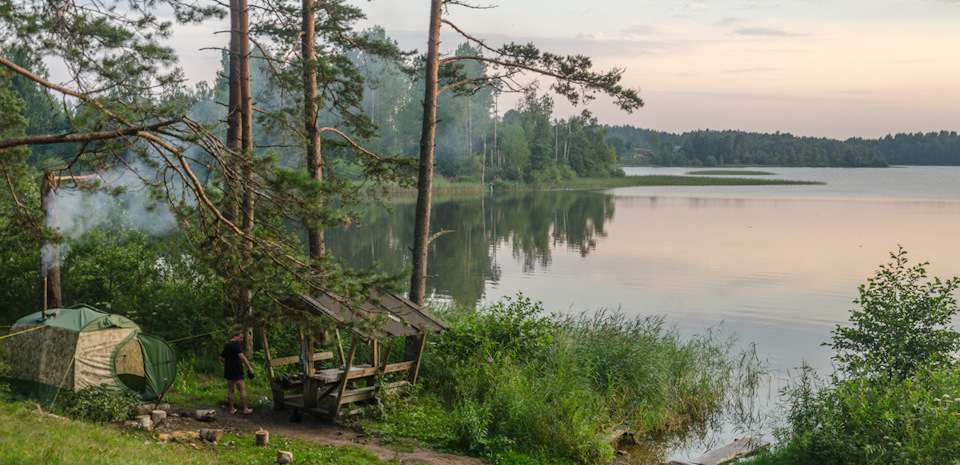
xmin=2 ymin=305 xmax=176 ymax=402
xmin=263 ymin=289 xmax=448 ymax=418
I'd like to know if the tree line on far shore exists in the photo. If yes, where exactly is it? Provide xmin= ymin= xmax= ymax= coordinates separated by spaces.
xmin=608 ymin=126 xmax=960 ymax=167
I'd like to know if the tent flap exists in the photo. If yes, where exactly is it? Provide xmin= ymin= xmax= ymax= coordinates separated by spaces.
xmin=136 ymin=334 xmax=177 ymax=400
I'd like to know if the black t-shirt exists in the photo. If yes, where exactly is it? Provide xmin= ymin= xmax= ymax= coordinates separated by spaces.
xmin=221 ymin=340 xmax=244 ymax=379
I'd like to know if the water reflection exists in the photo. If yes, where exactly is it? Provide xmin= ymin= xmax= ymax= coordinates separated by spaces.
xmin=325 ymin=190 xmax=617 ymax=307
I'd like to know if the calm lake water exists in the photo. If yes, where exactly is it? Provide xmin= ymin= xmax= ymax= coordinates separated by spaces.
xmin=326 ymin=165 xmax=960 ymax=460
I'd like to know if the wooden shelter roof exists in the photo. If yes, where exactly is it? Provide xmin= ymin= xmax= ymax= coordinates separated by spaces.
xmin=297 ymin=289 xmax=449 ymax=340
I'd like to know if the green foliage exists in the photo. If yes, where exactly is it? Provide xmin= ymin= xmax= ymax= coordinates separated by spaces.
xmin=759 ymin=365 xmax=960 ymax=465
xmin=829 ymin=247 xmax=960 ymax=380
xmin=431 ymin=293 xmax=558 ymax=363
xmin=372 ymin=294 xmax=756 ymax=465
xmin=55 ymin=384 xmax=139 ymax=423
xmin=762 ymin=250 xmax=960 ymax=465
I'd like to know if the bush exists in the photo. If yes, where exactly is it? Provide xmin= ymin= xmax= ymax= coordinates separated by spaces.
xmin=763 ymin=249 xmax=960 ymax=465
xmin=829 ymin=247 xmax=960 ymax=380
xmin=55 ymin=384 xmax=139 ymax=423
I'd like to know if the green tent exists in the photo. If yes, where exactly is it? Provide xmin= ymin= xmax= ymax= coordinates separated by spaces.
xmin=3 ymin=305 xmax=177 ymax=401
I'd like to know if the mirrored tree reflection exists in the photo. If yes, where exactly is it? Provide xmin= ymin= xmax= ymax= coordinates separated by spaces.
xmin=325 ymin=190 xmax=616 ymax=307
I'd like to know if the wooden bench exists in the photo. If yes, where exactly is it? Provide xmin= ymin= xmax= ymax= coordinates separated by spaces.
xmin=265 ymin=350 xmax=333 ymax=410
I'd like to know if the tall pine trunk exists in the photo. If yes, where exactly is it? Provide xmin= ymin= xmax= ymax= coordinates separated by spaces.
xmin=406 ymin=0 xmax=443 ymax=362
xmin=409 ymin=0 xmax=442 ymax=307
xmin=303 ymin=0 xmax=323 ymax=259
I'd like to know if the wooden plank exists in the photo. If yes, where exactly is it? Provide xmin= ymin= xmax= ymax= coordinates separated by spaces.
xmin=662 ymin=437 xmax=769 ymax=465
xmin=270 ymin=351 xmax=333 ymax=368
xmin=383 ymin=361 xmax=414 ymax=373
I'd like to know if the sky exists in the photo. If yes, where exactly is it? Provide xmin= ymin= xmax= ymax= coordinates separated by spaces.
xmin=174 ymin=0 xmax=960 ymax=140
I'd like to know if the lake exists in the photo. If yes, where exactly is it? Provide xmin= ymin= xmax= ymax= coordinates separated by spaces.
xmin=326 ymin=165 xmax=960 ymax=459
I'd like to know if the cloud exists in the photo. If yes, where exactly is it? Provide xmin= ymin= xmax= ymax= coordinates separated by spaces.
xmin=733 ymin=27 xmax=803 ymax=37
xmin=620 ymin=24 xmax=664 ymax=37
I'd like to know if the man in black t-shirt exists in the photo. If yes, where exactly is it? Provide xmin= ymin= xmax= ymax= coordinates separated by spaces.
xmin=220 ymin=333 xmax=255 ymax=414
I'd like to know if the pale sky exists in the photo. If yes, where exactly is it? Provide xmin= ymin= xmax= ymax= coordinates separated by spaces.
xmin=174 ymin=0 xmax=960 ymax=139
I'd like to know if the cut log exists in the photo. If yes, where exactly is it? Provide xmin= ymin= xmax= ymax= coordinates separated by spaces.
xmin=157 ymin=403 xmax=172 ymax=412
xmin=172 ymin=431 xmax=200 ymax=443
xmin=199 ymin=428 xmax=224 ymax=443
xmin=156 ymin=433 xmax=172 ymax=443
xmin=151 ymin=410 xmax=167 ymax=427
xmin=277 ymin=450 xmax=294 ymax=464
xmin=194 ymin=409 xmax=217 ymax=422
xmin=255 ymin=429 xmax=269 ymax=447
xmin=136 ymin=404 xmax=157 ymax=416
xmin=136 ymin=415 xmax=153 ymax=431
xmin=662 ymin=437 xmax=770 ymax=465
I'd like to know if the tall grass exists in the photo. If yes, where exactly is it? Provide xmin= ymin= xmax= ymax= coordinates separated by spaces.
xmin=370 ymin=294 xmax=761 ymax=465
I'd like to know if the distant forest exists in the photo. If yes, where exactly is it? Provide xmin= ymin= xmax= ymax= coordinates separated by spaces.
xmin=606 ymin=126 xmax=960 ymax=167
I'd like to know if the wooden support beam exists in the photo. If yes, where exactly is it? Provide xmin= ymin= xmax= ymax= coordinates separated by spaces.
xmin=331 ymin=339 xmax=358 ymax=418
xmin=259 ymin=327 xmax=275 ymax=379
xmin=408 ymin=332 xmax=428 ymax=385
xmin=334 ymin=329 xmax=345 ymax=366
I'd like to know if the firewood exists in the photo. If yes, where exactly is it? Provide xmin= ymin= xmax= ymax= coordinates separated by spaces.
xmin=277 ymin=451 xmax=294 ymax=464
xmin=194 ymin=409 xmax=216 ymax=422
xmin=255 ymin=429 xmax=269 ymax=447
xmin=199 ymin=428 xmax=224 ymax=443
xmin=171 ymin=431 xmax=200 ymax=442
xmin=150 ymin=410 xmax=167 ymax=427
xmin=136 ymin=415 xmax=153 ymax=431
xmin=136 ymin=404 xmax=157 ymax=416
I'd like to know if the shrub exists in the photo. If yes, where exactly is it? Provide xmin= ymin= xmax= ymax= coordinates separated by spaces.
xmin=55 ymin=384 xmax=139 ymax=423
xmin=763 ymin=250 xmax=960 ymax=465
xmin=829 ymin=247 xmax=960 ymax=380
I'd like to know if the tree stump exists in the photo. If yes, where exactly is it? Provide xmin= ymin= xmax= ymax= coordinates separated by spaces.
xmin=199 ymin=428 xmax=224 ymax=443
xmin=151 ymin=410 xmax=167 ymax=427
xmin=194 ymin=409 xmax=217 ymax=422
xmin=136 ymin=415 xmax=153 ymax=431
xmin=255 ymin=430 xmax=269 ymax=447
xmin=277 ymin=451 xmax=294 ymax=464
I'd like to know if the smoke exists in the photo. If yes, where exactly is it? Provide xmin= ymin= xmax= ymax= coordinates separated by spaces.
xmin=41 ymin=163 xmax=180 ymax=273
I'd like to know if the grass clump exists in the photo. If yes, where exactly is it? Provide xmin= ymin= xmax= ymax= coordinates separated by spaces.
xmin=369 ymin=294 xmax=758 ymax=465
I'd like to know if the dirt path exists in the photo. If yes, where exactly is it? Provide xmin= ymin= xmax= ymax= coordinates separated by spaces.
xmin=164 ymin=405 xmax=485 ymax=465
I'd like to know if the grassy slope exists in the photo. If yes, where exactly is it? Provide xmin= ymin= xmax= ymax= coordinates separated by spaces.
xmin=0 ymin=400 xmax=388 ymax=465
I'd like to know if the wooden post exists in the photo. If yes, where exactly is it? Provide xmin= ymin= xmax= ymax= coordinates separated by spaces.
xmin=330 ymin=339 xmax=357 ymax=418
xmin=371 ymin=339 xmax=380 ymax=368
xmin=380 ymin=340 xmax=394 ymax=373
xmin=301 ymin=328 xmax=318 ymax=409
